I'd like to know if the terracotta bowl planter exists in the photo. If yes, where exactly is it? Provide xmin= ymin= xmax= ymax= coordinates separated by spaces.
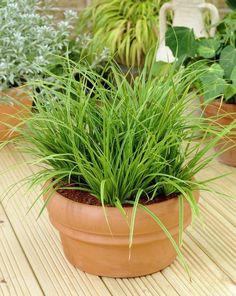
xmin=0 ymin=87 xmax=32 ymax=141
xmin=44 ymin=182 xmax=199 ymax=278
xmin=203 ymin=100 xmax=236 ymax=167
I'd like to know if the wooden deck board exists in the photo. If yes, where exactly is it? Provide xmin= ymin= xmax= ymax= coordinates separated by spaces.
xmin=0 ymin=144 xmax=235 ymax=296
xmin=0 ymin=204 xmax=43 ymax=296
xmin=0 ymin=147 xmax=112 ymax=296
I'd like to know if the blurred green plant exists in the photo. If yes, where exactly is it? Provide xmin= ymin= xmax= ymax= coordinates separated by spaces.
xmin=164 ymin=0 xmax=236 ymax=104
xmin=226 ymin=0 xmax=236 ymax=10
xmin=78 ymin=0 xmax=167 ymax=68
xmin=0 ymin=0 xmax=77 ymax=94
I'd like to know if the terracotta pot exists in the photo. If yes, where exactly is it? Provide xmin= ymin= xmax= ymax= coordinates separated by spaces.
xmin=203 ymin=100 xmax=236 ymax=167
xmin=0 ymin=87 xmax=32 ymax=141
xmin=44 ymin=182 xmax=199 ymax=278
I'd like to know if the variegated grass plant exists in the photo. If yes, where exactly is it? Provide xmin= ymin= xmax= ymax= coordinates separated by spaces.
xmin=78 ymin=0 xmax=167 ymax=68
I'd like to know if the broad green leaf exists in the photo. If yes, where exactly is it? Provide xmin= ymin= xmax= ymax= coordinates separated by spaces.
xmin=220 ymin=45 xmax=236 ymax=79
xmin=200 ymin=64 xmax=227 ymax=102
xmin=200 ymin=63 xmax=224 ymax=84
xmin=197 ymin=38 xmax=221 ymax=59
xmin=224 ymin=84 xmax=236 ymax=101
xmin=166 ymin=26 xmax=196 ymax=60
xmin=203 ymin=77 xmax=228 ymax=102
xmin=207 ymin=63 xmax=225 ymax=78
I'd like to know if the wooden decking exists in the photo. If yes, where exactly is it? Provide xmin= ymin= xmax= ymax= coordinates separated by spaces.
xmin=0 ymin=145 xmax=235 ymax=296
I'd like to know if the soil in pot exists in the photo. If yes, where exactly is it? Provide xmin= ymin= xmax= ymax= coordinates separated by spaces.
xmin=44 ymin=182 xmax=199 ymax=278
xmin=203 ymin=99 xmax=236 ymax=167
xmin=0 ymin=87 xmax=32 ymax=141
xmin=57 ymin=184 xmax=177 ymax=206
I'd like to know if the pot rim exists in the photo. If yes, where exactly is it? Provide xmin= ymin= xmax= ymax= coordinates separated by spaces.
xmin=204 ymin=98 xmax=236 ymax=112
xmin=43 ymin=179 xmax=199 ymax=212
xmin=0 ymin=84 xmax=29 ymax=93
xmin=0 ymin=85 xmax=31 ymax=101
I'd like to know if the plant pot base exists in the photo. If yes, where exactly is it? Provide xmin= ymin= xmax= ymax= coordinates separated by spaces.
xmin=60 ymin=232 xmax=178 ymax=278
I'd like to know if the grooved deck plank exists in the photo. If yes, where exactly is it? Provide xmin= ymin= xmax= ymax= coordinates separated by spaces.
xmin=0 ymin=144 xmax=235 ymax=296
xmin=197 ymin=164 xmax=236 ymax=226
xmin=0 ymin=204 xmax=43 ymax=296
xmin=0 ymin=146 xmax=111 ymax=296
xmin=160 ymin=234 xmax=236 ymax=296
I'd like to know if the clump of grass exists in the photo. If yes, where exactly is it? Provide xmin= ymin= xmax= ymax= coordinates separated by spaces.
xmin=8 ymin=61 xmax=236 ymax=275
xmin=21 ymin=65 xmax=227 ymax=199
xmin=78 ymin=0 xmax=167 ymax=67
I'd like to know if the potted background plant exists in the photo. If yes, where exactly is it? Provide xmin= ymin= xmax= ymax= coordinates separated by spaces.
xmin=0 ymin=0 xmax=76 ymax=141
xmin=9 ymin=62 xmax=235 ymax=278
xmin=78 ymin=0 xmax=167 ymax=72
xmin=201 ymin=1 xmax=236 ymax=167
xmin=163 ymin=0 xmax=236 ymax=166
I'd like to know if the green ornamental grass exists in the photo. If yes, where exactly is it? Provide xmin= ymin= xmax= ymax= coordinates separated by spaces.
xmin=7 ymin=62 xmax=236 ymax=274
xmin=78 ymin=0 xmax=167 ymax=67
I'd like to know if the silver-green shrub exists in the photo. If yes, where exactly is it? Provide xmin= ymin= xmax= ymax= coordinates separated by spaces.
xmin=0 ymin=0 xmax=77 ymax=91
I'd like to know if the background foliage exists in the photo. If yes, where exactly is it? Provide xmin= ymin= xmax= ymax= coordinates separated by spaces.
xmin=78 ymin=0 xmax=166 ymax=67
xmin=165 ymin=1 xmax=236 ymax=103
xmin=0 ymin=0 xmax=76 ymax=91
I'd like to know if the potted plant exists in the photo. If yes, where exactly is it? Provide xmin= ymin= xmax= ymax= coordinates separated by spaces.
xmin=0 ymin=0 xmax=76 ymax=141
xmin=200 ymin=2 xmax=236 ymax=167
xmin=10 ymin=63 xmax=234 ymax=278
xmin=163 ymin=1 xmax=236 ymax=166
xmin=78 ymin=0 xmax=167 ymax=71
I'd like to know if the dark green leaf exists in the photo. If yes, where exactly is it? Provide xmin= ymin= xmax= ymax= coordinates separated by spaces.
xmin=166 ymin=26 xmax=196 ymax=60
xmin=224 ymin=84 xmax=236 ymax=101
xmin=197 ymin=38 xmax=221 ymax=59
xmin=219 ymin=45 xmax=236 ymax=79
xmin=200 ymin=64 xmax=227 ymax=102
